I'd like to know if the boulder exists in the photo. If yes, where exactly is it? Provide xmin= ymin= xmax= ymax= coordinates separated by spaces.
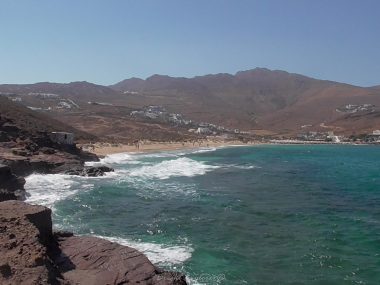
xmin=64 ymin=166 xmax=114 ymax=177
xmin=1 ymin=123 xmax=19 ymax=133
xmin=0 ymin=164 xmax=26 ymax=202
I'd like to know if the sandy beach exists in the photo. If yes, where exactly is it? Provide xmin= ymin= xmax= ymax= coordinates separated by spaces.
xmin=78 ymin=139 xmax=358 ymax=157
xmin=79 ymin=140 xmax=259 ymax=157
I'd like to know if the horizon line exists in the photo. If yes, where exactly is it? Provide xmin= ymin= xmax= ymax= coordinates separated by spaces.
xmin=0 ymin=67 xmax=377 ymax=89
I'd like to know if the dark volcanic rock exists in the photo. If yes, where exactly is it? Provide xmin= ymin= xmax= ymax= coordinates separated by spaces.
xmin=0 ymin=164 xmax=26 ymax=202
xmin=0 ymin=201 xmax=187 ymax=285
xmin=0 ymin=153 xmax=84 ymax=177
xmin=2 ymin=122 xmax=20 ymax=133
xmin=12 ymin=148 xmax=30 ymax=157
xmin=0 ymin=131 xmax=10 ymax=142
xmin=0 ymin=150 xmax=95 ymax=178
xmin=64 ymin=165 xmax=114 ymax=177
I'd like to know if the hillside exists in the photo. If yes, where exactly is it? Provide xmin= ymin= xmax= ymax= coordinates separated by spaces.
xmin=110 ymin=68 xmax=380 ymax=135
xmin=0 ymin=97 xmax=100 ymax=177
xmin=0 ymin=81 xmax=126 ymax=106
xmin=1 ymin=68 xmax=380 ymax=139
xmin=0 ymin=86 xmax=197 ymax=143
xmin=0 ymin=96 xmax=95 ymax=141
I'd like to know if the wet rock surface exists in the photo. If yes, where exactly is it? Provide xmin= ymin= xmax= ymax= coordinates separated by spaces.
xmin=64 ymin=165 xmax=114 ymax=177
xmin=0 ymin=201 xmax=187 ymax=285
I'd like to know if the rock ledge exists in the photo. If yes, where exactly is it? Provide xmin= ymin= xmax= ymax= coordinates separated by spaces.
xmin=0 ymin=201 xmax=187 ymax=285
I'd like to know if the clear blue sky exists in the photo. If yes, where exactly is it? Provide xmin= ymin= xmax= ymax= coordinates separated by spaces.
xmin=0 ymin=0 xmax=379 ymax=86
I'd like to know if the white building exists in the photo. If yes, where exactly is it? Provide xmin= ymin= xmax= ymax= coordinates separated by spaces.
xmin=195 ymin=127 xmax=212 ymax=134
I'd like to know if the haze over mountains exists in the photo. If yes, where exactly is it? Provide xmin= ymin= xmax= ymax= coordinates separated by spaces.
xmin=1 ymin=68 xmax=380 ymax=139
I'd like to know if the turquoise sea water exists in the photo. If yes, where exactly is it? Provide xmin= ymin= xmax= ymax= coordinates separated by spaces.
xmin=25 ymin=145 xmax=380 ymax=284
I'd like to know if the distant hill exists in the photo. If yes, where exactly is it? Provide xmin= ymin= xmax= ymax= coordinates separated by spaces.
xmin=1 ymin=68 xmax=380 ymax=138
xmin=110 ymin=68 xmax=380 ymax=134
xmin=0 ymin=81 xmax=125 ymax=106
xmin=0 ymin=84 xmax=196 ymax=143
xmin=0 ymin=96 xmax=95 ymax=141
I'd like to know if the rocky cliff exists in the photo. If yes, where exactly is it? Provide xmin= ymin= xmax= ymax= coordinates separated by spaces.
xmin=0 ymin=96 xmax=99 ymax=177
xmin=0 ymin=164 xmax=26 ymax=202
xmin=0 ymin=201 xmax=187 ymax=285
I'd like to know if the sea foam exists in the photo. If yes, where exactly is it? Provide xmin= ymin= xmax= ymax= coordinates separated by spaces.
xmin=94 ymin=235 xmax=193 ymax=266
xmin=86 ymin=152 xmax=137 ymax=166
xmin=230 ymin=164 xmax=259 ymax=170
xmin=189 ymin=147 xmax=218 ymax=154
xmin=25 ymin=174 xmax=93 ymax=208
xmin=129 ymin=157 xmax=219 ymax=179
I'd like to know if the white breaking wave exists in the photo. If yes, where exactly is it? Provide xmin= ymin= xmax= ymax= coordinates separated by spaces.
xmin=215 ymin=163 xmax=260 ymax=170
xmin=85 ymin=152 xmax=137 ymax=166
xmin=231 ymin=164 xmax=259 ymax=170
xmin=95 ymin=235 xmax=193 ymax=265
xmin=174 ymin=147 xmax=218 ymax=157
xmin=25 ymin=174 xmax=93 ymax=208
xmin=189 ymin=147 xmax=217 ymax=154
xmin=129 ymin=157 xmax=219 ymax=179
xmin=138 ymin=152 xmax=179 ymax=159
xmin=85 ymin=147 xmax=220 ymax=168
xmin=186 ymin=279 xmax=206 ymax=285
xmin=139 ymin=147 xmax=218 ymax=158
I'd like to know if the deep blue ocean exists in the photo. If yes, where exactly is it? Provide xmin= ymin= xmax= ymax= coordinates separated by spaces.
xmin=25 ymin=145 xmax=380 ymax=284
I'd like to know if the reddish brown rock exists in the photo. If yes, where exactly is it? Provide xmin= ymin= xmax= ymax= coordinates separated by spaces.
xmin=0 ymin=201 xmax=58 ymax=285
xmin=55 ymin=235 xmax=186 ymax=285
xmin=0 ymin=201 xmax=187 ymax=285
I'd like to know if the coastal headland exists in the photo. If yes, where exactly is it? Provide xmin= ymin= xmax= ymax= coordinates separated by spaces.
xmin=0 ymin=97 xmax=189 ymax=284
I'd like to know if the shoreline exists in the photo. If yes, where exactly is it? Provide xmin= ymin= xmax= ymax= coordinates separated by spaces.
xmin=79 ymin=140 xmax=259 ymax=157
xmin=79 ymin=140 xmax=376 ymax=157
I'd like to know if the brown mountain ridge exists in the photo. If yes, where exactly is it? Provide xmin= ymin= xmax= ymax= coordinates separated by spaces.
xmin=110 ymin=68 xmax=380 ymax=135
xmin=1 ymin=68 xmax=380 ymax=138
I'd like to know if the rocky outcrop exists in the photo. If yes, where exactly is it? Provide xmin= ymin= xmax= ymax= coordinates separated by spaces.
xmin=0 ymin=151 xmax=85 ymax=177
xmin=0 ymin=201 xmax=57 ymax=285
xmin=0 ymin=141 xmax=100 ymax=177
xmin=15 ymin=145 xmax=106 ymax=177
xmin=64 ymin=166 xmax=114 ymax=177
xmin=0 ymin=104 xmax=101 ymax=178
xmin=0 ymin=201 xmax=187 ymax=285
xmin=55 ymin=235 xmax=186 ymax=284
xmin=0 ymin=164 xmax=26 ymax=202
